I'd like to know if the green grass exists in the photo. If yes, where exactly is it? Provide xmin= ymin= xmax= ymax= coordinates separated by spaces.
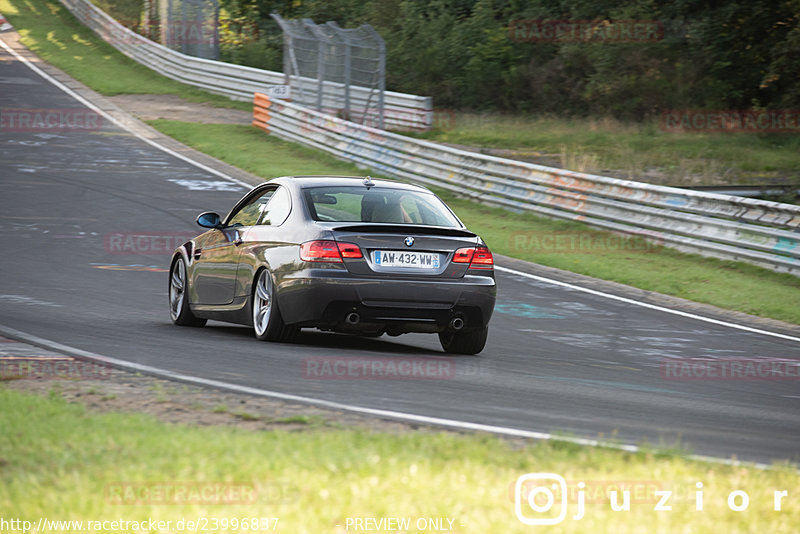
xmin=0 ymin=0 xmax=249 ymax=110
xmin=148 ymin=120 xmax=361 ymax=178
xmin=413 ymin=113 xmax=800 ymax=187
xmin=148 ymin=119 xmax=800 ymax=325
xmin=2 ymin=387 xmax=798 ymax=534
xmin=232 ymin=410 xmax=261 ymax=421
xmin=88 ymin=0 xmax=142 ymax=25
xmin=271 ymin=415 xmax=327 ymax=426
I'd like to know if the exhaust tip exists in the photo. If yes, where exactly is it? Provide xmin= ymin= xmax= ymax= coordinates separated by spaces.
xmin=449 ymin=317 xmax=464 ymax=331
xmin=345 ymin=312 xmax=361 ymax=325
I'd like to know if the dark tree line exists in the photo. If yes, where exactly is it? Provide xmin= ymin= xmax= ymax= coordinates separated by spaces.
xmin=219 ymin=0 xmax=800 ymax=120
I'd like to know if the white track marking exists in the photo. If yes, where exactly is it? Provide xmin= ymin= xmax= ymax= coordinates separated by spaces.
xmin=0 ymin=37 xmax=252 ymax=188
xmin=167 ymin=179 xmax=245 ymax=191
xmin=496 ymin=266 xmax=800 ymax=343
xmin=0 ymin=294 xmax=63 ymax=307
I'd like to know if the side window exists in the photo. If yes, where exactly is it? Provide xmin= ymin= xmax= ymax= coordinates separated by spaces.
xmin=227 ymin=189 xmax=275 ymax=227
xmin=257 ymin=187 xmax=291 ymax=226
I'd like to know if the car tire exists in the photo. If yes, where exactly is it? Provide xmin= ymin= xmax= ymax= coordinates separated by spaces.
xmin=439 ymin=326 xmax=488 ymax=355
xmin=169 ymin=257 xmax=207 ymax=327
xmin=252 ymin=269 xmax=297 ymax=342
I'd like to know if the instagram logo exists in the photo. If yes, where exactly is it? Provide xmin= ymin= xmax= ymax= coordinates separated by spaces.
xmin=514 ymin=473 xmax=568 ymax=525
xmin=513 ymin=473 xmax=790 ymax=524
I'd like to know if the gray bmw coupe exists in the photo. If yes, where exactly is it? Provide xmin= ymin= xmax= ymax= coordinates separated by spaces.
xmin=169 ymin=176 xmax=496 ymax=354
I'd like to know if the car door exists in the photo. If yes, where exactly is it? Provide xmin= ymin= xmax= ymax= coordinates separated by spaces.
xmin=191 ymin=187 xmax=276 ymax=305
xmin=233 ymin=185 xmax=293 ymax=299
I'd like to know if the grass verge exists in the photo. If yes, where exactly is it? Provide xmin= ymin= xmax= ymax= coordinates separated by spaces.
xmin=149 ymin=119 xmax=800 ymax=325
xmin=2 ymin=386 xmax=798 ymax=534
xmin=413 ymin=113 xmax=800 ymax=188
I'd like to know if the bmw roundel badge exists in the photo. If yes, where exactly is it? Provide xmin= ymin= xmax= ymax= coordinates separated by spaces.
xmin=404 ymin=236 xmax=414 ymax=247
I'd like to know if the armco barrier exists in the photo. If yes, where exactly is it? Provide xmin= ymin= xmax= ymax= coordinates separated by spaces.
xmin=252 ymin=93 xmax=800 ymax=274
xmin=58 ymin=0 xmax=432 ymax=131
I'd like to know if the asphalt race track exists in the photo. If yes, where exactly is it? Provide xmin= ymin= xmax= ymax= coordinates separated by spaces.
xmin=2 ymin=44 xmax=799 ymax=465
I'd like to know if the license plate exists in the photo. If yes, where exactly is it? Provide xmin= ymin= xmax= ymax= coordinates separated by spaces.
xmin=373 ymin=250 xmax=440 ymax=269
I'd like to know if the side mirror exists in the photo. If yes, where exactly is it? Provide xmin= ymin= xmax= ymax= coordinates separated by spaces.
xmin=196 ymin=211 xmax=222 ymax=229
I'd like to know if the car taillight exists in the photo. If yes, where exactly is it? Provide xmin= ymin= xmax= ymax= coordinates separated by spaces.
xmin=300 ymin=240 xmax=340 ymax=261
xmin=337 ymin=242 xmax=363 ymax=259
xmin=452 ymin=246 xmax=493 ymax=269
xmin=470 ymin=246 xmax=494 ymax=268
xmin=300 ymin=240 xmax=363 ymax=262
xmin=452 ymin=247 xmax=475 ymax=263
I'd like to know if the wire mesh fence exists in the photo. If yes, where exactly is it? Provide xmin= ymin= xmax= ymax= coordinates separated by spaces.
xmin=271 ymin=13 xmax=385 ymax=129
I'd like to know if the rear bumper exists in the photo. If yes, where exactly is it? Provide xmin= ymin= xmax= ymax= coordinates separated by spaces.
xmin=277 ymin=268 xmax=496 ymax=333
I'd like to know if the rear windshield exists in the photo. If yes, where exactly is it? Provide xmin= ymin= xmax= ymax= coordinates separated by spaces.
xmin=303 ymin=186 xmax=462 ymax=228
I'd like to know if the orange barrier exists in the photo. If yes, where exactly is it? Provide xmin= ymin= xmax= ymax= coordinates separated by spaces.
xmin=252 ymin=92 xmax=271 ymax=132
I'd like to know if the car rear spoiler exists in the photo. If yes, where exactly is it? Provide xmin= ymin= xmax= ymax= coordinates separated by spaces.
xmin=332 ymin=224 xmax=477 ymax=238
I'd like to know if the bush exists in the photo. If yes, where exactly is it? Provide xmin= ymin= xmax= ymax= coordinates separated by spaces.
xmin=217 ymin=0 xmax=800 ymax=120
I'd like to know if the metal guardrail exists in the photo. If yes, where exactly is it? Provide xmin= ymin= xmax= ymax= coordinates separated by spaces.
xmin=58 ymin=0 xmax=432 ymax=130
xmin=252 ymin=93 xmax=800 ymax=274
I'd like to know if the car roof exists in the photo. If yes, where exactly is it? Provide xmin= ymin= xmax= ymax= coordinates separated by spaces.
xmin=268 ymin=175 xmax=434 ymax=194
